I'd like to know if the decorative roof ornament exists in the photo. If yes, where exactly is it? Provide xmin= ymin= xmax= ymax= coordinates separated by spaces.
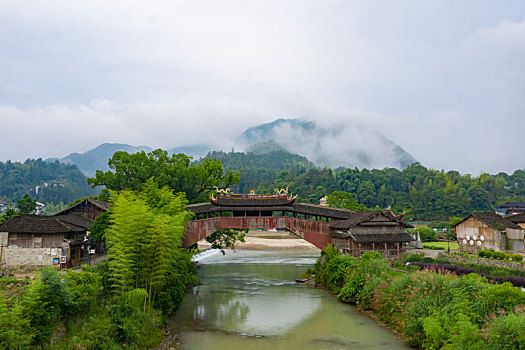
xmin=274 ymin=186 xmax=290 ymax=195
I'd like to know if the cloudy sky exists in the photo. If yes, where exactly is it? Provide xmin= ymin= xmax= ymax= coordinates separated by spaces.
xmin=1 ymin=1 xmax=524 ymax=174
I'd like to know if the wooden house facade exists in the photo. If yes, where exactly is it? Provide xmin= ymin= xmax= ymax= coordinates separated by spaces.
xmin=329 ymin=211 xmax=414 ymax=258
xmin=54 ymin=198 xmax=109 ymax=220
xmin=453 ymin=212 xmax=524 ymax=253
xmin=0 ymin=214 xmax=93 ymax=267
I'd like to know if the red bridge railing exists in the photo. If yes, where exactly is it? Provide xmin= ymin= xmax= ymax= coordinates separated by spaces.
xmin=183 ymin=216 xmax=332 ymax=250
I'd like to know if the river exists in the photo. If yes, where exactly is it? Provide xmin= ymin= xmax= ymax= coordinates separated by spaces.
xmin=167 ymin=249 xmax=409 ymax=350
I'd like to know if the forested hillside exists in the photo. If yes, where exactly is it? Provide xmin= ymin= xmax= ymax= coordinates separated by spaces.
xmin=205 ymin=151 xmax=525 ymax=220
xmin=0 ymin=159 xmax=96 ymax=206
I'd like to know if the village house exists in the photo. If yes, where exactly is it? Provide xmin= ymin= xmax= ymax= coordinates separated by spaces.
xmin=507 ymin=213 xmax=525 ymax=229
xmin=329 ymin=210 xmax=414 ymax=258
xmin=453 ymin=212 xmax=525 ymax=253
xmin=54 ymin=198 xmax=109 ymax=220
xmin=0 ymin=214 xmax=94 ymax=267
xmin=495 ymin=202 xmax=525 ymax=216
xmin=0 ymin=199 xmax=9 ymax=215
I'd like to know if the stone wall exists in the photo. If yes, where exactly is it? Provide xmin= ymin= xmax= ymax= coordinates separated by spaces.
xmin=437 ymin=252 xmax=525 ymax=271
xmin=0 ymin=232 xmax=7 ymax=267
xmin=4 ymin=247 xmax=62 ymax=267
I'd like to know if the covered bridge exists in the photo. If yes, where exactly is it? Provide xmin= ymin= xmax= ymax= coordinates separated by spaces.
xmin=186 ymin=192 xmax=413 ymax=257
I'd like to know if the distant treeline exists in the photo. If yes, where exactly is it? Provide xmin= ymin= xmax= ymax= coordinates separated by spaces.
xmin=206 ymin=151 xmax=525 ymax=220
xmin=0 ymin=158 xmax=96 ymax=206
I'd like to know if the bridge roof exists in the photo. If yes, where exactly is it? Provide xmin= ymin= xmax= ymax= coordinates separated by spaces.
xmin=186 ymin=201 xmax=357 ymax=219
xmin=291 ymin=203 xmax=354 ymax=219
xmin=210 ymin=194 xmax=295 ymax=206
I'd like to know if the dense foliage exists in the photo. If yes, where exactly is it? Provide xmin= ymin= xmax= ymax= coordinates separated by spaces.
xmin=0 ymin=180 xmax=198 ymax=349
xmin=88 ymin=149 xmax=240 ymax=203
xmin=313 ymin=247 xmax=525 ymax=349
xmin=106 ymin=179 xmax=197 ymax=313
xmin=205 ymin=151 xmax=525 ymax=220
xmin=0 ymin=265 xmax=165 ymax=349
xmin=0 ymin=158 xmax=96 ymax=207
xmin=16 ymin=194 xmax=36 ymax=214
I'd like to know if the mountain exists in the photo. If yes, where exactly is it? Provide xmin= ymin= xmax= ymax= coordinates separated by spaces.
xmin=237 ymin=118 xmax=416 ymax=169
xmin=49 ymin=143 xmax=153 ymax=178
xmin=51 ymin=143 xmax=215 ymax=178
xmin=0 ymin=159 xmax=96 ymax=206
xmin=49 ymin=118 xmax=416 ymax=177
xmin=206 ymin=149 xmax=316 ymax=172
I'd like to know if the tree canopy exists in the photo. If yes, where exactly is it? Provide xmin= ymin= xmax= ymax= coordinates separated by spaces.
xmin=326 ymin=191 xmax=368 ymax=210
xmin=203 ymin=150 xmax=525 ymax=220
xmin=88 ymin=149 xmax=240 ymax=203
xmin=17 ymin=194 xmax=36 ymax=214
xmin=0 ymin=158 xmax=95 ymax=206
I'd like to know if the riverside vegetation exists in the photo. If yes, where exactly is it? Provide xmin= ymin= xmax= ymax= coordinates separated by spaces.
xmin=1 ymin=150 xmax=240 ymax=349
xmin=310 ymin=246 xmax=525 ymax=349
xmin=0 ymin=181 xmax=198 ymax=349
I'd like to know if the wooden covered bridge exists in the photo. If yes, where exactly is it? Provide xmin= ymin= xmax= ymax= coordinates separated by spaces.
xmin=185 ymin=191 xmax=414 ymax=258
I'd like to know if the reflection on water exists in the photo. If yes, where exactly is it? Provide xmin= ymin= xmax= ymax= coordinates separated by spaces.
xmin=169 ymin=250 xmax=409 ymax=350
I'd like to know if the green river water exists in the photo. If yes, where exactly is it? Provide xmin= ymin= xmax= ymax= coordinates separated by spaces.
xmin=168 ymin=249 xmax=409 ymax=350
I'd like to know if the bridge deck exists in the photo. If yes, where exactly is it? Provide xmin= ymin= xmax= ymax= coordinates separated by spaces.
xmin=184 ymin=216 xmax=331 ymax=250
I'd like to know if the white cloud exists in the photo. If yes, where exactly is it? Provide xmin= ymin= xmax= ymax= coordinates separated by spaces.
xmin=0 ymin=1 xmax=524 ymax=174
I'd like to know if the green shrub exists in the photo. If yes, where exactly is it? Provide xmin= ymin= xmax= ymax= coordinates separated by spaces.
xmin=475 ymin=282 xmax=525 ymax=319
xmin=416 ymin=227 xmax=438 ymax=242
xmin=337 ymin=251 xmax=389 ymax=308
xmin=511 ymin=254 xmax=523 ymax=262
xmin=478 ymin=250 xmax=492 ymax=258
xmin=484 ymin=311 xmax=525 ymax=350
xmin=492 ymin=251 xmax=510 ymax=260
xmin=405 ymin=253 xmax=425 ymax=263
xmin=314 ymin=245 xmax=358 ymax=292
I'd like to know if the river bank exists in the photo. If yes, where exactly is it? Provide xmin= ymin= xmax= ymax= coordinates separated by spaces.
xmin=312 ymin=247 xmax=525 ymax=349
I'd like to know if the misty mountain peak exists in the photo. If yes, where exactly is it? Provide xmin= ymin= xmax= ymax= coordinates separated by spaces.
xmin=237 ymin=118 xmax=416 ymax=170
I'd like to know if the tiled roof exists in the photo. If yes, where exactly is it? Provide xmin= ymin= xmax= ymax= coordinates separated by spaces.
xmin=54 ymin=198 xmax=110 ymax=216
xmin=211 ymin=194 xmax=295 ymax=207
xmin=505 ymin=213 xmax=525 ymax=224
xmin=0 ymin=215 xmax=90 ymax=233
xmin=454 ymin=212 xmax=522 ymax=231
xmin=496 ymin=202 xmax=525 ymax=209
xmin=330 ymin=210 xmax=412 ymax=230
xmin=55 ymin=215 xmax=94 ymax=230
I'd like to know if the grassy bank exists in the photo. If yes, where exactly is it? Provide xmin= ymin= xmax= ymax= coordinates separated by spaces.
xmin=0 ymin=257 xmax=197 ymax=349
xmin=311 ymin=246 xmax=525 ymax=349
xmin=422 ymin=241 xmax=458 ymax=250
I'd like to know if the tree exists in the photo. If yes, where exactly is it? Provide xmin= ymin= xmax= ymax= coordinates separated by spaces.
xmin=87 ymin=149 xmax=240 ymax=203
xmin=0 ymin=207 xmax=17 ymax=223
xmin=17 ymin=194 xmax=36 ymax=214
xmin=205 ymin=228 xmax=247 ymax=255
xmin=326 ymin=191 xmax=368 ymax=210
xmin=89 ymin=212 xmax=109 ymax=244
xmin=357 ymin=181 xmax=376 ymax=208
xmin=415 ymin=227 xmax=437 ymax=242
xmin=105 ymin=179 xmax=195 ymax=313
xmin=467 ymin=184 xmax=490 ymax=211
